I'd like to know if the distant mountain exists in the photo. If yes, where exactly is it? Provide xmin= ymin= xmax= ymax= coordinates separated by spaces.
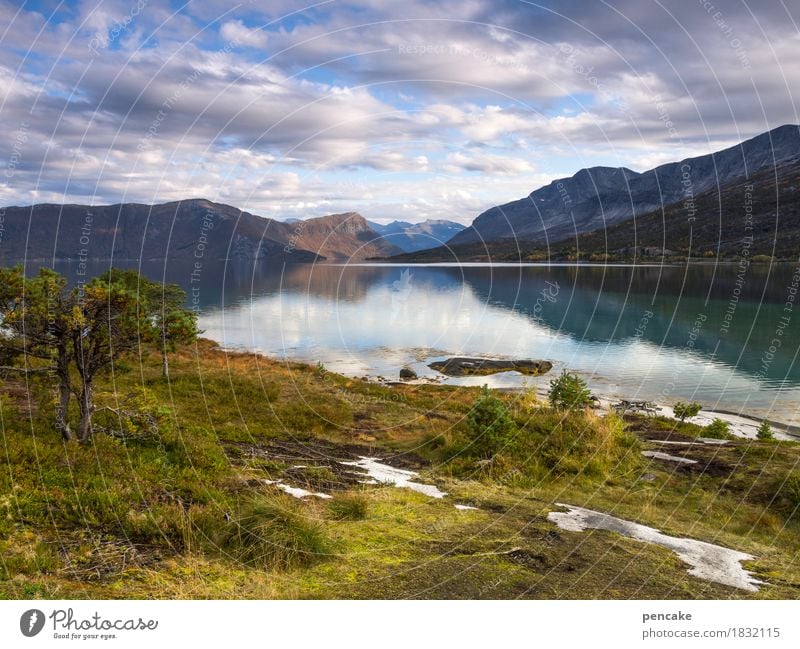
xmin=448 ymin=124 xmax=800 ymax=247
xmin=0 ymin=199 xmax=399 ymax=263
xmin=288 ymin=212 xmax=402 ymax=260
xmin=367 ymin=219 xmax=465 ymax=252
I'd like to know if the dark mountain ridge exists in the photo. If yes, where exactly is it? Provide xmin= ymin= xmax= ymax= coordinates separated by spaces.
xmin=449 ymin=124 xmax=800 ymax=246
xmin=0 ymin=199 xmax=399 ymax=263
xmin=390 ymin=157 xmax=800 ymax=263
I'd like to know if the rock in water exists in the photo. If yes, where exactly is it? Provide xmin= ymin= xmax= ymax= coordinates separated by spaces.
xmin=428 ymin=357 xmax=552 ymax=377
xmin=399 ymin=367 xmax=418 ymax=380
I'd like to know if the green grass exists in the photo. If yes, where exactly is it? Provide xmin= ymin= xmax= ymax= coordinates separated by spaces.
xmin=327 ymin=493 xmax=369 ymax=521
xmin=217 ymin=493 xmax=333 ymax=570
xmin=1 ymin=339 xmax=800 ymax=599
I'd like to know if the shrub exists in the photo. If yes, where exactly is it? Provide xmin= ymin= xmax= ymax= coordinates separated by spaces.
xmin=465 ymin=387 xmax=517 ymax=458
xmin=220 ymin=494 xmax=332 ymax=570
xmin=673 ymin=401 xmax=702 ymax=421
xmin=93 ymin=387 xmax=171 ymax=443
xmin=703 ymin=418 xmax=731 ymax=439
xmin=757 ymin=420 xmax=774 ymax=441
xmin=532 ymin=411 xmax=639 ymax=480
xmin=327 ymin=493 xmax=369 ymax=521
xmin=548 ymin=371 xmax=593 ymax=411
xmin=514 ymin=383 xmax=541 ymax=417
xmin=770 ymin=472 xmax=800 ymax=519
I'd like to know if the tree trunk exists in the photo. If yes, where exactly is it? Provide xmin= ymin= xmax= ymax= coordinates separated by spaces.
xmin=55 ymin=380 xmax=73 ymax=441
xmin=55 ymin=346 xmax=73 ymax=441
xmin=77 ymin=382 xmax=94 ymax=443
xmin=161 ymin=349 xmax=169 ymax=380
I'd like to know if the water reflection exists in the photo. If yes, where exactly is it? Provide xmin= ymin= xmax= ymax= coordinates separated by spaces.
xmin=47 ymin=260 xmax=800 ymax=425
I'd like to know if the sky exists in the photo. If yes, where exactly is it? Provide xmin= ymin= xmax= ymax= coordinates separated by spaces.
xmin=0 ymin=0 xmax=798 ymax=224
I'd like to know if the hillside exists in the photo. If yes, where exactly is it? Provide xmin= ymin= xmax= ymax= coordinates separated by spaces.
xmin=289 ymin=212 xmax=402 ymax=260
xmin=0 ymin=200 xmax=398 ymax=263
xmin=368 ymin=219 xmax=465 ymax=252
xmin=448 ymin=124 xmax=800 ymax=247
xmin=2 ymin=338 xmax=799 ymax=599
xmin=391 ymin=133 xmax=800 ymax=263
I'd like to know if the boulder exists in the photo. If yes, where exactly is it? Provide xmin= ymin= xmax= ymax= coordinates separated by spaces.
xmin=399 ymin=367 xmax=418 ymax=380
xmin=428 ymin=357 xmax=553 ymax=377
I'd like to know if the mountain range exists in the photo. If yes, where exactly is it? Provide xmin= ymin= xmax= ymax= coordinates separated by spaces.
xmin=2 ymin=125 xmax=797 ymax=265
xmin=396 ymin=123 xmax=800 ymax=260
xmin=0 ymin=201 xmax=402 ymax=263
xmin=367 ymin=219 xmax=465 ymax=253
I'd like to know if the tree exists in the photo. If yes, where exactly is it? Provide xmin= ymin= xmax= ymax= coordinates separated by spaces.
xmin=70 ymin=277 xmax=146 ymax=442
xmin=96 ymin=269 xmax=198 ymax=379
xmin=0 ymin=267 xmax=75 ymax=440
xmin=757 ymin=420 xmax=774 ymax=441
xmin=0 ymin=267 xmax=199 ymax=443
xmin=673 ymin=401 xmax=702 ymax=422
xmin=548 ymin=370 xmax=593 ymax=411
xmin=704 ymin=418 xmax=731 ymax=439
xmin=466 ymin=386 xmax=516 ymax=458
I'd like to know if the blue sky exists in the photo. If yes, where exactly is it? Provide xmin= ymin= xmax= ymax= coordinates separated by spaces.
xmin=1 ymin=0 xmax=798 ymax=223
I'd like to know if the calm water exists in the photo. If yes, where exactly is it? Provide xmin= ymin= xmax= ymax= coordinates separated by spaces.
xmin=45 ymin=259 xmax=800 ymax=425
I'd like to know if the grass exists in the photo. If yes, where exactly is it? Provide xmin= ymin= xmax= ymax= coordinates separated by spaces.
xmin=327 ymin=493 xmax=369 ymax=521
xmin=217 ymin=493 xmax=333 ymax=570
xmin=1 ymin=338 xmax=799 ymax=599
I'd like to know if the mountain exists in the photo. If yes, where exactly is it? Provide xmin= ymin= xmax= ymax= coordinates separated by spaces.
xmin=448 ymin=124 xmax=800 ymax=247
xmin=287 ymin=212 xmax=402 ymax=260
xmin=367 ymin=219 xmax=466 ymax=252
xmin=0 ymin=200 xmax=399 ymax=263
xmin=391 ymin=156 xmax=800 ymax=263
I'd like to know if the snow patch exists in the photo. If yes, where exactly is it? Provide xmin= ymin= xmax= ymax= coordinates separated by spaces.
xmin=264 ymin=480 xmax=332 ymax=500
xmin=548 ymin=504 xmax=762 ymax=592
xmin=454 ymin=504 xmax=479 ymax=511
xmin=642 ymin=451 xmax=698 ymax=465
xmin=649 ymin=439 xmax=729 ymax=446
xmin=340 ymin=457 xmax=447 ymax=498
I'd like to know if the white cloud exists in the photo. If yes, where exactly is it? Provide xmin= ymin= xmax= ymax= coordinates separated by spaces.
xmin=0 ymin=0 xmax=797 ymax=224
xmin=220 ymin=20 xmax=268 ymax=48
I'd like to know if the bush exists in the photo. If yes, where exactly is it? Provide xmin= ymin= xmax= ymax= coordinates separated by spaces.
xmin=327 ymin=493 xmax=369 ymax=521
xmin=548 ymin=371 xmax=593 ymax=411
xmin=93 ymin=387 xmax=171 ymax=443
xmin=770 ymin=472 xmax=800 ymax=519
xmin=673 ymin=401 xmax=702 ymax=422
xmin=703 ymin=418 xmax=731 ymax=439
xmin=465 ymin=387 xmax=517 ymax=458
xmin=220 ymin=494 xmax=332 ymax=570
xmin=532 ymin=411 xmax=640 ymax=480
xmin=757 ymin=420 xmax=774 ymax=441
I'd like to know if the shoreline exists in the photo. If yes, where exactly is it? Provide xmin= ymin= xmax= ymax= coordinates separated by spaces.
xmin=209 ymin=342 xmax=799 ymax=442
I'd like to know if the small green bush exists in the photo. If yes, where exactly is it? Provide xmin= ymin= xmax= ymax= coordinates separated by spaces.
xmin=771 ymin=472 xmax=800 ymax=519
xmin=465 ymin=387 xmax=517 ymax=457
xmin=220 ymin=494 xmax=332 ymax=570
xmin=757 ymin=420 xmax=774 ymax=441
xmin=673 ymin=401 xmax=702 ymax=421
xmin=327 ymin=493 xmax=369 ymax=521
xmin=548 ymin=371 xmax=593 ymax=411
xmin=703 ymin=418 xmax=731 ymax=439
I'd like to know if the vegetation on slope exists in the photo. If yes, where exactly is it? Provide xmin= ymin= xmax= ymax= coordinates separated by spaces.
xmin=1 ymin=270 xmax=800 ymax=599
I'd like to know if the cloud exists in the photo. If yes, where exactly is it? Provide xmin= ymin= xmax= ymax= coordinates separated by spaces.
xmin=442 ymin=151 xmax=534 ymax=175
xmin=220 ymin=20 xmax=268 ymax=48
xmin=0 ymin=0 xmax=797 ymax=223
